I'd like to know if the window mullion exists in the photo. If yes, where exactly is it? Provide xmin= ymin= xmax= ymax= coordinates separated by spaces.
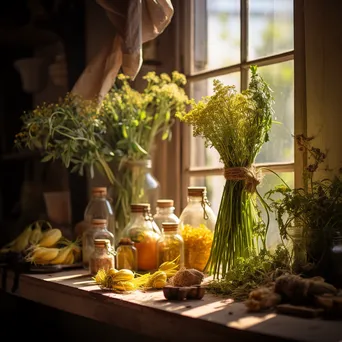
xmin=241 ymin=0 xmax=249 ymax=90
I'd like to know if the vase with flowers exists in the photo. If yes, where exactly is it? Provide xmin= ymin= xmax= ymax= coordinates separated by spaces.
xmin=15 ymin=71 xmax=189 ymax=238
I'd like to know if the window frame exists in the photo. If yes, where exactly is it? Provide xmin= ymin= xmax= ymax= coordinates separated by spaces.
xmin=179 ymin=0 xmax=306 ymax=210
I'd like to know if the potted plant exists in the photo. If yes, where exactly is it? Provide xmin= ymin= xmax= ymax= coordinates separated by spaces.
xmin=265 ymin=134 xmax=342 ymax=279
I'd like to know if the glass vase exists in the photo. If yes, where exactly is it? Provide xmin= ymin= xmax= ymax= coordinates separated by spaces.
xmin=109 ymin=158 xmax=160 ymax=236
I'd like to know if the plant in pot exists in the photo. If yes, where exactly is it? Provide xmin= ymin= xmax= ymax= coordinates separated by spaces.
xmin=265 ymin=134 xmax=342 ymax=280
xmin=14 ymin=71 xmax=189 ymax=238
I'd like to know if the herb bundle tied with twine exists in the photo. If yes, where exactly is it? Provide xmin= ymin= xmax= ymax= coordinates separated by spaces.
xmin=177 ymin=65 xmax=274 ymax=279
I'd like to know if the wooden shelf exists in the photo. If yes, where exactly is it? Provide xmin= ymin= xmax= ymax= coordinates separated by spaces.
xmin=1 ymin=269 xmax=342 ymax=342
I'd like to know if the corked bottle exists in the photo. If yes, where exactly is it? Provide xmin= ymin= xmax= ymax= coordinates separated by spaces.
xmin=116 ymin=237 xmax=138 ymax=271
xmin=82 ymin=219 xmax=114 ymax=269
xmin=178 ymin=186 xmax=216 ymax=271
xmin=89 ymin=239 xmax=114 ymax=275
xmin=121 ymin=203 xmax=161 ymax=272
xmin=157 ymin=222 xmax=184 ymax=269
xmin=153 ymin=199 xmax=180 ymax=232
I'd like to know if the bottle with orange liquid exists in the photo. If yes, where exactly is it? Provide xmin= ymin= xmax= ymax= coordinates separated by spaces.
xmin=121 ymin=203 xmax=160 ymax=272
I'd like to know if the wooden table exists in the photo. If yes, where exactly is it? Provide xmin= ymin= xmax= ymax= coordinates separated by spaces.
xmin=1 ymin=268 xmax=342 ymax=342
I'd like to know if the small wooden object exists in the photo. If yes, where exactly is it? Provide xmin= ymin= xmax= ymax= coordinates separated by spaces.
xmin=276 ymin=304 xmax=324 ymax=318
xmin=163 ymin=285 xmax=206 ymax=301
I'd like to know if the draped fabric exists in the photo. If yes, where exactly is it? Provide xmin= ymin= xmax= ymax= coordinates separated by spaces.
xmin=72 ymin=0 xmax=174 ymax=100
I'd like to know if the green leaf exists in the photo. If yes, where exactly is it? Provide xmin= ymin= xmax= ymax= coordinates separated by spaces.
xmin=41 ymin=154 xmax=53 ymax=162
xmin=122 ymin=125 xmax=128 ymax=138
xmin=162 ymin=130 xmax=169 ymax=140
xmin=131 ymin=141 xmax=148 ymax=155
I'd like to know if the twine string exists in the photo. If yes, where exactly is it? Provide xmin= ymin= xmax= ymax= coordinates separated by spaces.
xmin=224 ymin=166 xmax=262 ymax=193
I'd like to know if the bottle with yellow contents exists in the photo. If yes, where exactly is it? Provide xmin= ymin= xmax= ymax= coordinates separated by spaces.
xmin=178 ymin=187 xmax=217 ymax=272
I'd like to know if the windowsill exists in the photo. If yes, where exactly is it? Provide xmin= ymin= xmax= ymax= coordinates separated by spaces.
xmin=1 ymin=268 xmax=341 ymax=341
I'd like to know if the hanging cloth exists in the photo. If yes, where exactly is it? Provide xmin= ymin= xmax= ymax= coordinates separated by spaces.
xmin=71 ymin=0 xmax=174 ymax=100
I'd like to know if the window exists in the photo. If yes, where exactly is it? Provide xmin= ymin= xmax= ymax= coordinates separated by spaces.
xmin=181 ymin=0 xmax=295 ymax=248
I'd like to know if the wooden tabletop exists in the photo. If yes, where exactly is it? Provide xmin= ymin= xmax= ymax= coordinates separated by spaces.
xmin=1 ymin=268 xmax=342 ymax=342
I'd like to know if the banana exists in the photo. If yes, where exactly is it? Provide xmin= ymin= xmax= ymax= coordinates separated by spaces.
xmin=29 ymin=223 xmax=43 ymax=245
xmin=49 ymin=246 xmax=73 ymax=265
xmin=38 ymin=228 xmax=62 ymax=247
xmin=12 ymin=226 xmax=33 ymax=252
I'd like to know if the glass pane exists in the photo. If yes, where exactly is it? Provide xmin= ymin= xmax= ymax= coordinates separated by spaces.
xmin=254 ymin=61 xmax=294 ymax=164
xmin=189 ymin=171 xmax=294 ymax=250
xmin=190 ymin=73 xmax=240 ymax=168
xmin=248 ymin=0 xmax=293 ymax=60
xmin=193 ymin=0 xmax=240 ymax=73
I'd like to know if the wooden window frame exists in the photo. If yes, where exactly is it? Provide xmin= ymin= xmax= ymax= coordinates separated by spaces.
xmin=178 ymin=0 xmax=306 ymax=210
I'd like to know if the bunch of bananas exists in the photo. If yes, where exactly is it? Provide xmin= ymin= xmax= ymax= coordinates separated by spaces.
xmin=0 ymin=220 xmax=81 ymax=266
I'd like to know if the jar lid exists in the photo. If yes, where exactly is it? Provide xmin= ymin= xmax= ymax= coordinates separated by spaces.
xmin=118 ymin=237 xmax=135 ymax=246
xmin=157 ymin=199 xmax=174 ymax=208
xmin=94 ymin=238 xmax=110 ymax=247
xmin=131 ymin=203 xmax=150 ymax=213
xmin=92 ymin=187 xmax=107 ymax=196
xmin=91 ymin=218 xmax=107 ymax=226
xmin=162 ymin=222 xmax=179 ymax=231
xmin=188 ymin=186 xmax=207 ymax=197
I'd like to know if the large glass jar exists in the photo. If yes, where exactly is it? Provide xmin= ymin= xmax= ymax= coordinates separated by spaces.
xmin=178 ymin=186 xmax=216 ymax=271
xmin=84 ymin=187 xmax=116 ymax=239
xmin=82 ymin=219 xmax=114 ymax=269
xmin=121 ymin=203 xmax=161 ymax=272
xmin=330 ymin=233 xmax=342 ymax=288
xmin=157 ymin=222 xmax=184 ymax=269
xmin=89 ymin=239 xmax=115 ymax=275
xmin=116 ymin=237 xmax=138 ymax=271
xmin=153 ymin=199 xmax=179 ymax=232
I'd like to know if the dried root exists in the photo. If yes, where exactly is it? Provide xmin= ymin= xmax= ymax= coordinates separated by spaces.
xmin=169 ymin=267 xmax=204 ymax=287
xmin=245 ymin=287 xmax=281 ymax=312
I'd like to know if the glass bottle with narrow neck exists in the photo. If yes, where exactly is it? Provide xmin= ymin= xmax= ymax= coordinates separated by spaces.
xmin=84 ymin=187 xmax=116 ymax=240
xmin=153 ymin=199 xmax=179 ymax=232
xmin=178 ymin=186 xmax=217 ymax=271
xmin=82 ymin=218 xmax=114 ymax=269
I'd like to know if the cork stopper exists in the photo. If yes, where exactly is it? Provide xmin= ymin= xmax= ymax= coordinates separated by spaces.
xmin=162 ymin=222 xmax=179 ymax=232
xmin=92 ymin=187 xmax=107 ymax=197
xmin=157 ymin=199 xmax=174 ymax=208
xmin=188 ymin=186 xmax=207 ymax=197
xmin=131 ymin=203 xmax=150 ymax=213
xmin=91 ymin=218 xmax=107 ymax=227
xmin=94 ymin=238 xmax=110 ymax=248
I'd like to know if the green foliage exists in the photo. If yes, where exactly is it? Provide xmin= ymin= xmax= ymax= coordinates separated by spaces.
xmin=177 ymin=65 xmax=274 ymax=278
xmin=207 ymin=245 xmax=291 ymax=300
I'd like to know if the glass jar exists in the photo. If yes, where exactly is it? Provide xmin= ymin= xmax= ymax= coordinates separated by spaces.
xmin=157 ymin=222 xmax=184 ymax=269
xmin=82 ymin=219 xmax=114 ymax=269
xmin=330 ymin=233 xmax=342 ymax=288
xmin=153 ymin=199 xmax=179 ymax=232
xmin=116 ymin=237 xmax=138 ymax=271
xmin=84 ymin=187 xmax=116 ymax=239
xmin=121 ymin=203 xmax=161 ymax=272
xmin=179 ymin=186 xmax=217 ymax=271
xmin=287 ymin=226 xmax=307 ymax=273
xmin=89 ymin=239 xmax=114 ymax=275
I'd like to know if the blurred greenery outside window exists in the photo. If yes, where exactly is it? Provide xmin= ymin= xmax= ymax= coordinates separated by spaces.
xmin=184 ymin=0 xmax=294 ymax=249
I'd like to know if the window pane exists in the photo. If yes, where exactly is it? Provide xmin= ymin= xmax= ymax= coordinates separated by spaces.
xmin=189 ymin=171 xmax=294 ymax=250
xmin=190 ymin=73 xmax=240 ymax=168
xmin=248 ymin=0 xmax=293 ymax=60
xmin=193 ymin=0 xmax=240 ymax=73
xmin=258 ymin=171 xmax=294 ymax=250
xmin=254 ymin=61 xmax=294 ymax=164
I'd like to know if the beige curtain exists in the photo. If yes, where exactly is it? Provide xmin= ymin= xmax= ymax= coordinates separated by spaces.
xmin=72 ymin=0 xmax=174 ymax=100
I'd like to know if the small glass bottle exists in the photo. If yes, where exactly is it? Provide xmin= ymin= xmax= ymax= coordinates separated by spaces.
xmin=178 ymin=186 xmax=217 ymax=271
xmin=82 ymin=219 xmax=114 ymax=269
xmin=121 ymin=203 xmax=161 ymax=272
xmin=89 ymin=239 xmax=114 ymax=275
xmin=330 ymin=232 xmax=342 ymax=288
xmin=153 ymin=199 xmax=179 ymax=232
xmin=116 ymin=237 xmax=138 ymax=271
xmin=157 ymin=222 xmax=184 ymax=269
xmin=84 ymin=187 xmax=116 ymax=239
